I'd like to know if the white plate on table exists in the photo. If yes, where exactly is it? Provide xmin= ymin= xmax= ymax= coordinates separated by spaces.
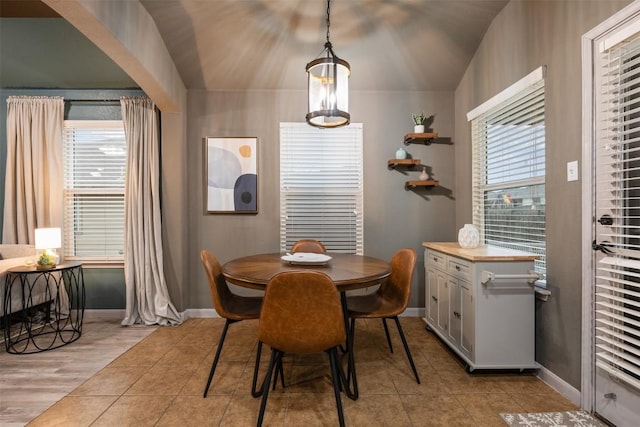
xmin=281 ymin=252 xmax=332 ymax=265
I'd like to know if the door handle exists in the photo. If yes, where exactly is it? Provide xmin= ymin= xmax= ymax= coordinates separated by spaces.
xmin=592 ymin=239 xmax=614 ymax=254
xmin=597 ymin=215 xmax=613 ymax=226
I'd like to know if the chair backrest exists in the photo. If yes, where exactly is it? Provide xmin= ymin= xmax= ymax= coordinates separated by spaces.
xmin=380 ymin=248 xmax=416 ymax=312
xmin=290 ymin=239 xmax=327 ymax=253
xmin=259 ymin=271 xmax=346 ymax=354
xmin=200 ymin=250 xmax=235 ymax=319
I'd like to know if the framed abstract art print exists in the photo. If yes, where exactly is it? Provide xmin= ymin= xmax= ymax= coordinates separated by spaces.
xmin=204 ymin=137 xmax=258 ymax=213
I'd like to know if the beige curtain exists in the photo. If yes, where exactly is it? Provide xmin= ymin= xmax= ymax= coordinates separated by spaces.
xmin=120 ymin=96 xmax=181 ymax=326
xmin=3 ymin=96 xmax=64 ymax=243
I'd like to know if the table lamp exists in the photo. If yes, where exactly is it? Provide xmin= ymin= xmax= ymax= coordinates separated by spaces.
xmin=35 ymin=227 xmax=61 ymax=267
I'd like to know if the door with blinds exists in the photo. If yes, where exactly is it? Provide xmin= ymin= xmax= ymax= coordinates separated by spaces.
xmin=591 ymin=8 xmax=640 ymax=427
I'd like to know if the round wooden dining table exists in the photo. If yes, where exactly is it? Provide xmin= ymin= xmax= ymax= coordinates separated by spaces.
xmin=222 ymin=252 xmax=391 ymax=291
xmin=222 ymin=252 xmax=391 ymax=400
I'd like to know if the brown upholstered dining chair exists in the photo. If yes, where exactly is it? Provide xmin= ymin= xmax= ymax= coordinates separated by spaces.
xmin=200 ymin=250 xmax=264 ymax=397
xmin=254 ymin=271 xmax=347 ymax=427
xmin=290 ymin=239 xmax=327 ymax=253
xmin=346 ymin=248 xmax=421 ymax=384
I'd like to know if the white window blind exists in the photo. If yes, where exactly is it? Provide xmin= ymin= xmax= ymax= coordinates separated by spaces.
xmin=594 ymin=32 xmax=640 ymax=391
xmin=280 ymin=122 xmax=363 ymax=254
xmin=63 ymin=120 xmax=126 ymax=262
xmin=469 ymin=71 xmax=546 ymax=276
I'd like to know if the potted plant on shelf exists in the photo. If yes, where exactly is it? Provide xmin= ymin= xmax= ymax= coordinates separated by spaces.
xmin=412 ymin=112 xmax=426 ymax=133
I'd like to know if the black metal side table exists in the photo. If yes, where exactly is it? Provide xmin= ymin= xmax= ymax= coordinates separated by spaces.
xmin=2 ymin=262 xmax=85 ymax=354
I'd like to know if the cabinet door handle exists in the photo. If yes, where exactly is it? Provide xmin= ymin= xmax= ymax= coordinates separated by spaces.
xmin=433 ymin=256 xmax=438 ymax=261
xmin=455 ymin=265 xmax=461 ymax=271
xmin=432 ymin=296 xmax=438 ymax=302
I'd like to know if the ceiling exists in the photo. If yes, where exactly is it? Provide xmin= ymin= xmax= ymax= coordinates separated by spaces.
xmin=0 ymin=0 xmax=509 ymax=92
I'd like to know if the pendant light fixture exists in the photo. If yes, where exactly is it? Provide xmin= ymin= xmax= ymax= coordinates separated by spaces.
xmin=306 ymin=0 xmax=350 ymax=128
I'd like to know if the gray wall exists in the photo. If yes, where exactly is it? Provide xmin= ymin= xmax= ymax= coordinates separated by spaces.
xmin=0 ymin=18 xmax=136 ymax=89
xmin=187 ymin=89 xmax=457 ymax=308
xmin=453 ymin=0 xmax=632 ymax=390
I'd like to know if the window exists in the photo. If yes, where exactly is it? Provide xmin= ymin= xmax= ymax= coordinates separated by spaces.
xmin=280 ymin=122 xmax=363 ymax=254
xmin=63 ymin=120 xmax=126 ymax=262
xmin=467 ymin=67 xmax=546 ymax=277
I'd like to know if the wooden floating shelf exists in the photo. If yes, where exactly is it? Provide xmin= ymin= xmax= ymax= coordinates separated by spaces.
xmin=405 ymin=179 xmax=439 ymax=190
xmin=404 ymin=132 xmax=439 ymax=145
xmin=388 ymin=158 xmax=421 ymax=169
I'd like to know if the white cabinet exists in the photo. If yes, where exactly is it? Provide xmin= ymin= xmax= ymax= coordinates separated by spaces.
xmin=447 ymin=277 xmax=473 ymax=359
xmin=425 ymin=264 xmax=438 ymax=325
xmin=423 ymin=242 xmax=539 ymax=371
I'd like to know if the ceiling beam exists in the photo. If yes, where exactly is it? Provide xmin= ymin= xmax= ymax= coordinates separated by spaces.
xmin=41 ymin=0 xmax=185 ymax=112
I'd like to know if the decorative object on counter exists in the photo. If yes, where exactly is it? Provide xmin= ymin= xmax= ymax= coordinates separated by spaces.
xmin=412 ymin=112 xmax=426 ymax=133
xmin=395 ymin=147 xmax=407 ymax=159
xmin=458 ymin=224 xmax=480 ymax=248
xmin=419 ymin=167 xmax=429 ymax=181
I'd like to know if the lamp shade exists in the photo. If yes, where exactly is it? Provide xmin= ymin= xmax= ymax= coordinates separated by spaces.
xmin=306 ymin=55 xmax=350 ymax=128
xmin=35 ymin=227 xmax=61 ymax=250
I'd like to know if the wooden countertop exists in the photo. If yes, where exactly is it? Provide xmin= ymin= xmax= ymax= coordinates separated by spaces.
xmin=422 ymin=242 xmax=539 ymax=262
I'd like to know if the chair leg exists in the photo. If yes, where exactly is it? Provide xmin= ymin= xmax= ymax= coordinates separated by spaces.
xmin=328 ymin=348 xmax=346 ymax=427
xmin=272 ymin=358 xmax=285 ymax=391
xmin=346 ymin=318 xmax=356 ymax=386
xmin=251 ymin=341 xmax=264 ymax=397
xmin=392 ymin=316 xmax=421 ymax=384
xmin=382 ymin=318 xmax=394 ymax=353
xmin=257 ymin=349 xmax=281 ymax=427
xmin=340 ymin=294 xmax=358 ymax=400
xmin=252 ymin=342 xmax=286 ymax=397
xmin=204 ymin=318 xmax=237 ymax=398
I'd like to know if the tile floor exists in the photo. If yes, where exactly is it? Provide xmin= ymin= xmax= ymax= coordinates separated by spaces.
xmin=14 ymin=317 xmax=578 ymax=426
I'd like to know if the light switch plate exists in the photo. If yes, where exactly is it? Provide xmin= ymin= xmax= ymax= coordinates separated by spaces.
xmin=567 ymin=160 xmax=578 ymax=182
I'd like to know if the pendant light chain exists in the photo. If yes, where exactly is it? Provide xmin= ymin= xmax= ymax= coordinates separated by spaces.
xmin=326 ymin=0 xmax=331 ymax=45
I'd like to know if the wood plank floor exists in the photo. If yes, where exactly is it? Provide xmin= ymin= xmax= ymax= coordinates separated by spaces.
xmin=2 ymin=316 xmax=580 ymax=426
xmin=0 ymin=314 xmax=157 ymax=427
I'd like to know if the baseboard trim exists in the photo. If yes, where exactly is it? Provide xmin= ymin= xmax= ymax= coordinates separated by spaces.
xmin=84 ymin=309 xmax=222 ymax=322
xmin=402 ymin=307 xmax=424 ymax=317
xmin=182 ymin=308 xmax=219 ymax=319
xmin=536 ymin=364 xmax=581 ymax=406
xmin=84 ymin=309 xmax=125 ymax=319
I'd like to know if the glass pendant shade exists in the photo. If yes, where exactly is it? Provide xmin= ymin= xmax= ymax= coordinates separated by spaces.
xmin=306 ymin=49 xmax=350 ymax=128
